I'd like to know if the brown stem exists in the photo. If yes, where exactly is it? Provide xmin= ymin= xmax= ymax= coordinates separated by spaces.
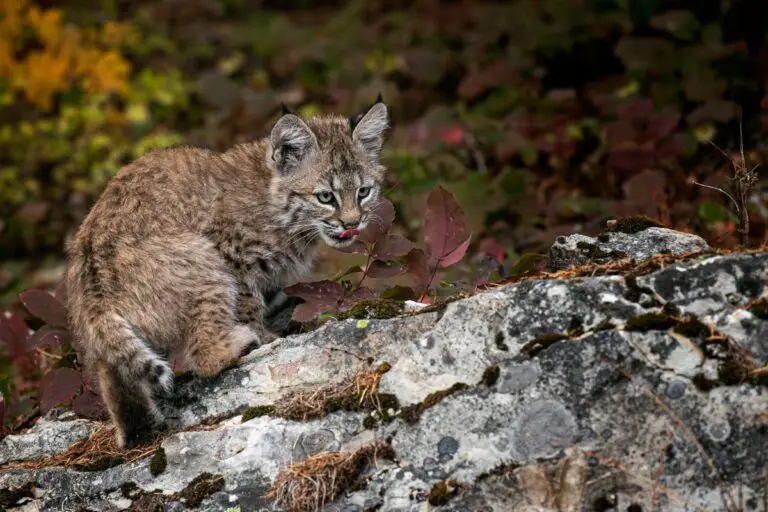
xmin=354 ymin=247 xmax=375 ymax=292
xmin=418 ymin=259 xmax=442 ymax=303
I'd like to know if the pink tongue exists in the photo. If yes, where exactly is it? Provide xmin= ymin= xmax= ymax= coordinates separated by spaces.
xmin=339 ymin=228 xmax=361 ymax=239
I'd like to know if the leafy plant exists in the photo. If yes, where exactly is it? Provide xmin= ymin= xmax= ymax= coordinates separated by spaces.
xmin=286 ymin=186 xmax=471 ymax=321
xmin=0 ymin=285 xmax=105 ymax=434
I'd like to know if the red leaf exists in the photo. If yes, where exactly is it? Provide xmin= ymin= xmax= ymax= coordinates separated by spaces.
xmin=646 ymin=110 xmax=680 ymax=139
xmin=0 ymin=313 xmax=31 ymax=360
xmin=19 ymin=289 xmax=68 ymax=327
xmin=373 ymin=234 xmax=414 ymax=260
xmin=438 ymin=236 xmax=471 ymax=268
xmin=73 ymin=391 xmax=107 ymax=420
xmin=343 ymin=287 xmax=378 ymax=304
xmin=336 ymin=265 xmax=364 ymax=279
xmin=366 ymin=260 xmax=406 ymax=279
xmin=404 ymin=248 xmax=432 ymax=290
xmin=423 ymin=186 xmax=469 ymax=260
xmin=359 ymin=198 xmax=396 ymax=244
xmin=478 ymin=238 xmax=506 ymax=264
xmin=284 ymin=281 xmax=345 ymax=301
xmin=27 ymin=326 xmax=70 ymax=351
xmin=440 ymin=125 xmax=465 ymax=146
xmin=291 ymin=300 xmax=332 ymax=322
xmin=55 ymin=281 xmax=68 ymax=304
xmin=39 ymin=368 xmax=82 ymax=413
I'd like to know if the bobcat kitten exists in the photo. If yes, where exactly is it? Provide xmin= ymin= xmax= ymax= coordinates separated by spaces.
xmin=65 ymin=99 xmax=390 ymax=447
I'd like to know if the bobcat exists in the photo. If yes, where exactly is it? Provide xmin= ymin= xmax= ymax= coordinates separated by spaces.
xmin=65 ymin=99 xmax=390 ymax=448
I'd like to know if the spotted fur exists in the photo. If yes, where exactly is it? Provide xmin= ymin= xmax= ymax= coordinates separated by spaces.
xmin=65 ymin=101 xmax=389 ymax=447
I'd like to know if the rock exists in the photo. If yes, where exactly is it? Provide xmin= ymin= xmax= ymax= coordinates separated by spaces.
xmin=0 ymin=419 xmax=97 ymax=465
xmin=549 ymin=226 xmax=709 ymax=271
xmin=1 ymin=246 xmax=766 ymax=512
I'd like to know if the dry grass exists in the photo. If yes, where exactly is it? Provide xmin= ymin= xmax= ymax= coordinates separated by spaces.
xmin=264 ymin=362 xmax=393 ymax=422
xmin=0 ymin=424 xmax=164 ymax=472
xmin=265 ymin=441 xmax=395 ymax=512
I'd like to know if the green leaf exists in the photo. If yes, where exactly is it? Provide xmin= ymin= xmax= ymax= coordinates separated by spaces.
xmin=697 ymin=201 xmax=737 ymax=223
xmin=650 ymin=10 xmax=700 ymax=41
xmin=509 ymin=254 xmax=547 ymax=276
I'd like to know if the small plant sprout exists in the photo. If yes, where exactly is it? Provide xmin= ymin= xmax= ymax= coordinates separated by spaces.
xmin=692 ymin=119 xmax=760 ymax=247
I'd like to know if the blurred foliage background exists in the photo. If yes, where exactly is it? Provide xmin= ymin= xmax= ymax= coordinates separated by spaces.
xmin=1 ymin=0 xmax=767 ymax=309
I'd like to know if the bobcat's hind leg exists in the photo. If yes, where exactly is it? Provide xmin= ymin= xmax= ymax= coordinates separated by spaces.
xmin=184 ymin=279 xmax=262 ymax=377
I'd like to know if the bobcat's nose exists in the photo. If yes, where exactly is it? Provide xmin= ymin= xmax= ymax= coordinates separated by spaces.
xmin=341 ymin=220 xmax=359 ymax=230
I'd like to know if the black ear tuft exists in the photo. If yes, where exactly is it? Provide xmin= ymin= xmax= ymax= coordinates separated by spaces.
xmin=349 ymin=113 xmax=364 ymax=131
xmin=281 ymin=103 xmax=292 ymax=116
xmin=375 ymin=92 xmax=384 ymax=104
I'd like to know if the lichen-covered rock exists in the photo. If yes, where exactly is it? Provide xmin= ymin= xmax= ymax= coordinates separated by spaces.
xmin=549 ymin=226 xmax=709 ymax=271
xmin=1 ymin=249 xmax=765 ymax=512
xmin=0 ymin=419 xmax=97 ymax=465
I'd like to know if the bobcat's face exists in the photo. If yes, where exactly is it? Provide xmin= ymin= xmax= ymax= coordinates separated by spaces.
xmin=267 ymin=100 xmax=389 ymax=249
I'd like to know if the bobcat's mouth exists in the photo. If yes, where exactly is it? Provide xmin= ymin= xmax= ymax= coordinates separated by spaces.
xmin=322 ymin=226 xmax=361 ymax=247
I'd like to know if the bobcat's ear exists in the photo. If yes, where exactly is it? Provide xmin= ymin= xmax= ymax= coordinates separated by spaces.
xmin=351 ymin=98 xmax=389 ymax=163
xmin=269 ymin=113 xmax=316 ymax=175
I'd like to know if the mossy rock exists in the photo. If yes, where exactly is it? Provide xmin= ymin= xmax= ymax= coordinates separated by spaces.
xmin=521 ymin=333 xmax=569 ymax=357
xmin=603 ymin=215 xmax=664 ymax=234
xmin=479 ymin=365 xmax=500 ymax=387
xmin=624 ymin=313 xmax=678 ymax=332
xmin=337 ymin=299 xmax=405 ymax=320
xmin=178 ymin=473 xmax=224 ymax=508
xmin=242 ymin=405 xmax=275 ymax=422
xmin=149 ymin=447 xmax=167 ymax=476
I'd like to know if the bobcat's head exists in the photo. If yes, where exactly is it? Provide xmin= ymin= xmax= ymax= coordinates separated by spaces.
xmin=267 ymin=98 xmax=389 ymax=248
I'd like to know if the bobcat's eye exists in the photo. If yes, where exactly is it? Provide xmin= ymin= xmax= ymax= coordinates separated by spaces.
xmin=316 ymin=191 xmax=336 ymax=205
xmin=357 ymin=187 xmax=372 ymax=200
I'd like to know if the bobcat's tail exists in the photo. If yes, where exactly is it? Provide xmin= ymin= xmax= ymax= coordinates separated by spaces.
xmin=94 ymin=313 xmax=173 ymax=448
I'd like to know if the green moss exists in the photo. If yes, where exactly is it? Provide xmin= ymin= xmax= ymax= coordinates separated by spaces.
xmin=241 ymin=405 xmax=275 ymax=422
xmin=747 ymin=297 xmax=768 ymax=320
xmin=604 ymin=215 xmax=664 ymax=234
xmin=324 ymin=394 xmax=360 ymax=413
xmin=717 ymin=359 xmax=747 ymax=385
xmin=692 ymin=356 xmax=762 ymax=391
xmin=593 ymin=320 xmax=616 ymax=332
xmin=149 ymin=447 xmax=167 ymax=477
xmin=127 ymin=494 xmax=166 ymax=512
xmin=479 ymin=365 xmax=500 ymax=387
xmin=692 ymin=373 xmax=718 ymax=392
xmin=178 ymin=473 xmax=224 ymax=508
xmin=401 ymin=383 xmax=468 ymax=425
xmin=750 ymin=371 xmax=768 ymax=387
xmin=428 ymin=480 xmax=458 ymax=506
xmin=624 ymin=313 xmax=677 ymax=332
xmin=520 ymin=333 xmax=569 ymax=357
xmin=377 ymin=393 xmax=400 ymax=411
xmin=362 ymin=415 xmax=378 ymax=429
xmin=337 ymin=299 xmax=405 ymax=320
xmin=121 ymin=482 xmax=140 ymax=499
xmin=673 ymin=317 xmax=709 ymax=338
